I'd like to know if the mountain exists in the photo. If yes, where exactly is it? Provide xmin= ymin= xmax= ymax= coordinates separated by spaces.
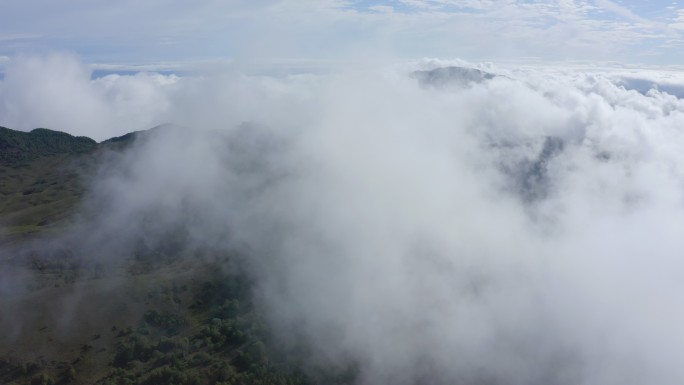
xmin=0 ymin=126 xmax=341 ymax=385
xmin=412 ymin=66 xmax=495 ymax=87
xmin=0 ymin=127 xmax=99 ymax=241
xmin=0 ymin=125 xmax=150 ymax=241
xmin=0 ymin=127 xmax=96 ymax=164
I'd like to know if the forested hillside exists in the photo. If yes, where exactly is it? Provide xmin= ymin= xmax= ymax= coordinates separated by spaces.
xmin=0 ymin=126 xmax=350 ymax=385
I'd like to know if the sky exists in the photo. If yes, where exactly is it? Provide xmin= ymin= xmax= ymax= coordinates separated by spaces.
xmin=1 ymin=0 xmax=684 ymax=71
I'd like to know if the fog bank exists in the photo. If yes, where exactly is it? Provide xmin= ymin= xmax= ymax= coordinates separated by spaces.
xmin=4 ymin=54 xmax=684 ymax=384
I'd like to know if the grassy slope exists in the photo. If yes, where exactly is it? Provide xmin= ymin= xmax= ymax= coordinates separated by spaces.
xmin=0 ymin=127 xmax=96 ymax=243
xmin=0 ymin=127 xmax=351 ymax=385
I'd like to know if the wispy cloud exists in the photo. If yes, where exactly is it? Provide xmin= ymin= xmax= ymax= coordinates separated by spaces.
xmin=0 ymin=33 xmax=41 ymax=42
xmin=1 ymin=1 xmax=684 ymax=66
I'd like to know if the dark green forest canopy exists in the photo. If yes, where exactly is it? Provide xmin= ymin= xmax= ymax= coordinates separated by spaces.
xmin=0 ymin=127 xmax=97 ymax=164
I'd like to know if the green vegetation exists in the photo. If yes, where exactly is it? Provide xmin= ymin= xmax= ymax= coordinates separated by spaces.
xmin=0 ymin=127 xmax=96 ymax=165
xmin=0 ymin=126 xmax=356 ymax=385
xmin=0 ymin=125 xmax=141 ymax=243
xmin=0 ymin=259 xmax=325 ymax=385
xmin=0 ymin=127 xmax=99 ymax=243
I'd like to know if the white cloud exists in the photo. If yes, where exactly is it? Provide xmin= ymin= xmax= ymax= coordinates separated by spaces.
xmin=6 ymin=53 xmax=684 ymax=383
xmin=1 ymin=1 xmax=684 ymax=65
xmin=0 ymin=54 xmax=177 ymax=139
xmin=368 ymin=4 xmax=395 ymax=13
xmin=0 ymin=53 xmax=327 ymax=140
xmin=0 ymin=33 xmax=40 ymax=42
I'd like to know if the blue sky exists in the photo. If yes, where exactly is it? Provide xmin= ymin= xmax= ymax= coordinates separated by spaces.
xmin=1 ymin=0 xmax=684 ymax=71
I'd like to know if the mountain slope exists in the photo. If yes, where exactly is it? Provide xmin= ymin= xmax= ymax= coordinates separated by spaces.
xmin=0 ymin=126 xmax=347 ymax=385
xmin=0 ymin=127 xmax=100 ymax=241
xmin=0 ymin=127 xmax=96 ymax=164
xmin=0 ymin=126 xmax=145 ymax=241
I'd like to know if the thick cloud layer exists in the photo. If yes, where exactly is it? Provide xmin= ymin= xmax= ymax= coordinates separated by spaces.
xmin=5 ymin=54 xmax=684 ymax=384
xmin=0 ymin=54 xmax=318 ymax=140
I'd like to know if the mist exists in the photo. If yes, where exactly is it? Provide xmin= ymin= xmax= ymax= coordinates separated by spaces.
xmin=4 ymin=53 xmax=684 ymax=384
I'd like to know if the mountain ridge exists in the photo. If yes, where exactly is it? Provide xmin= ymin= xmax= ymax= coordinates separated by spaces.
xmin=0 ymin=125 xmax=143 ymax=240
xmin=0 ymin=124 xmax=332 ymax=385
xmin=0 ymin=126 xmax=97 ymax=165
